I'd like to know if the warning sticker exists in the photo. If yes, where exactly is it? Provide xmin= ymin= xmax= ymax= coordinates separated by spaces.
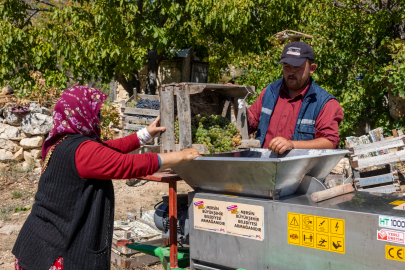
xmin=378 ymin=229 xmax=405 ymax=245
xmin=330 ymin=236 xmax=345 ymax=254
xmin=330 ymin=219 xmax=344 ymax=235
xmin=386 ymin=245 xmax=405 ymax=262
xmin=302 ymin=231 xmax=314 ymax=247
xmin=288 ymin=213 xmax=300 ymax=229
xmin=390 ymin=201 xmax=405 ymax=206
xmin=302 ymin=215 xmax=314 ymax=231
xmin=316 ymin=217 xmax=329 ymax=233
xmin=287 ymin=212 xmax=345 ymax=254
xmin=288 ymin=229 xmax=300 ymax=245
xmin=316 ymin=233 xmax=329 ymax=250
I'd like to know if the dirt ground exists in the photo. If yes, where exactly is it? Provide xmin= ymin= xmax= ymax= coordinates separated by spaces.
xmin=0 ymin=165 xmax=192 ymax=270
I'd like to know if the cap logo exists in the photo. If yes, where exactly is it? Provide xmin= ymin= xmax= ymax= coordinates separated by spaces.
xmin=286 ymin=47 xmax=301 ymax=56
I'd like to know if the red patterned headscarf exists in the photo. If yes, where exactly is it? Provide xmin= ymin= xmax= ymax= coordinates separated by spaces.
xmin=42 ymin=85 xmax=108 ymax=160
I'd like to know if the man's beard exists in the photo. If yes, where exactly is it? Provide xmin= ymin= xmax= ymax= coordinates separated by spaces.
xmin=284 ymin=73 xmax=310 ymax=91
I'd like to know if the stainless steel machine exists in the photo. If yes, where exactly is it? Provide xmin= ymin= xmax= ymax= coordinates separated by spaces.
xmin=171 ymin=149 xmax=405 ymax=270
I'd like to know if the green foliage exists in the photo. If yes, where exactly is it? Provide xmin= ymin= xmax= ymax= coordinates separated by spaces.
xmin=11 ymin=190 xmax=22 ymax=199
xmin=0 ymin=0 xmax=65 ymax=91
xmin=1 ymin=0 xmax=405 ymax=146
xmin=233 ymin=0 xmax=405 ymax=147
xmin=14 ymin=205 xmax=31 ymax=213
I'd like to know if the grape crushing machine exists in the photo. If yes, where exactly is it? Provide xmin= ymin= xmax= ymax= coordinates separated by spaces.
xmin=166 ymin=148 xmax=405 ymax=270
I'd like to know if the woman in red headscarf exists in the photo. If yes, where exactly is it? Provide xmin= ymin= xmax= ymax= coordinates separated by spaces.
xmin=12 ymin=85 xmax=199 ymax=270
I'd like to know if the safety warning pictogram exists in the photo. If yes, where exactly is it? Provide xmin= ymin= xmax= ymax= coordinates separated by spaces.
xmin=288 ymin=213 xmax=300 ymax=228
xmin=287 ymin=212 xmax=345 ymax=254
xmin=316 ymin=217 xmax=329 ymax=233
xmin=316 ymin=234 xmax=329 ymax=250
xmin=302 ymin=231 xmax=314 ymax=247
xmin=288 ymin=229 xmax=300 ymax=245
xmin=302 ymin=215 xmax=314 ymax=231
xmin=330 ymin=236 xmax=345 ymax=254
xmin=330 ymin=219 xmax=344 ymax=235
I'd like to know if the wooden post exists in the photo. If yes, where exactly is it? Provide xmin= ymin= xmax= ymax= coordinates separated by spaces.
xmin=176 ymin=84 xmax=192 ymax=150
xmin=219 ymin=97 xmax=231 ymax=120
xmin=133 ymin=87 xmax=138 ymax=101
xmin=160 ymin=86 xmax=175 ymax=153
xmin=234 ymin=97 xmax=249 ymax=140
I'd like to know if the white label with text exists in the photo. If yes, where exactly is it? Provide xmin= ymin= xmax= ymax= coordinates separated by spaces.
xmin=377 ymin=229 xmax=405 ymax=244
xmin=379 ymin=215 xmax=405 ymax=231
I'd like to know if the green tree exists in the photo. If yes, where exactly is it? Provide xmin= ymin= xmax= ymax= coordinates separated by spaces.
xmin=234 ymin=0 xmax=405 ymax=146
xmin=0 ymin=0 xmax=66 ymax=92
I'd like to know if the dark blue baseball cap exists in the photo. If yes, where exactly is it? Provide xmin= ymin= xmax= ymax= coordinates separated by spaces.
xmin=279 ymin=42 xmax=314 ymax=67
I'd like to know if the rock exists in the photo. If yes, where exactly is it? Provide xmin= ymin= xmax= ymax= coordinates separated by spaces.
xmin=34 ymin=167 xmax=42 ymax=174
xmin=0 ymin=123 xmax=29 ymax=141
xmin=0 ymin=162 xmax=10 ymax=171
xmin=0 ymin=148 xmax=13 ymax=161
xmin=0 ymin=138 xmax=21 ymax=152
xmin=0 ymin=116 xmax=4 ymax=123
xmin=21 ymin=113 xmax=53 ymax=135
xmin=34 ymin=158 xmax=43 ymax=168
xmin=1 ymin=86 xmax=14 ymax=95
xmin=29 ymin=103 xmax=51 ymax=116
xmin=0 ymin=225 xmax=22 ymax=235
xmin=2 ymin=107 xmax=23 ymax=126
xmin=30 ymin=148 xmax=42 ymax=159
xmin=24 ymin=151 xmax=34 ymax=163
xmin=0 ymin=220 xmax=3 ymax=228
xmin=20 ymin=162 xmax=31 ymax=171
xmin=13 ymin=148 xmax=24 ymax=161
xmin=20 ymin=135 xmax=44 ymax=149
xmin=24 ymin=151 xmax=43 ymax=167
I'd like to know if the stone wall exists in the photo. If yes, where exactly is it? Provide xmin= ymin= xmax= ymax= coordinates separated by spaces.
xmin=0 ymin=103 xmax=53 ymax=171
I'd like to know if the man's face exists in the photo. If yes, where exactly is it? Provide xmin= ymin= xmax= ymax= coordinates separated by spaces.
xmin=282 ymin=60 xmax=316 ymax=91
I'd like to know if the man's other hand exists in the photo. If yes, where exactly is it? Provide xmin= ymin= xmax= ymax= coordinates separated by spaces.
xmin=268 ymin=137 xmax=294 ymax=154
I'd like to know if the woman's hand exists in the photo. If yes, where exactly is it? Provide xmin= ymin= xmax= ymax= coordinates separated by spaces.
xmin=146 ymin=116 xmax=166 ymax=137
xmin=158 ymin=148 xmax=201 ymax=171
xmin=180 ymin=148 xmax=201 ymax=161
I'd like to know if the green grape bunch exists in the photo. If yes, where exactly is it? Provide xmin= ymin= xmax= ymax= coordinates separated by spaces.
xmin=175 ymin=114 xmax=242 ymax=154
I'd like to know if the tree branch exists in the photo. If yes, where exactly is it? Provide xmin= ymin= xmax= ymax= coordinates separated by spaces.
xmin=34 ymin=0 xmax=56 ymax=8
xmin=378 ymin=0 xmax=383 ymax=9
xmin=22 ymin=10 xmax=38 ymax=29
xmin=332 ymin=0 xmax=382 ymax=13
xmin=27 ymin=7 xmax=50 ymax=12
xmin=331 ymin=0 xmax=347 ymax=8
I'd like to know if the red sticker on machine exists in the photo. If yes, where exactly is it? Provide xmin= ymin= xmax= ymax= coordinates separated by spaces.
xmin=377 ymin=229 xmax=405 ymax=245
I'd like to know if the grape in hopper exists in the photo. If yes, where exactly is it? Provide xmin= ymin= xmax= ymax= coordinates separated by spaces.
xmin=175 ymin=114 xmax=242 ymax=154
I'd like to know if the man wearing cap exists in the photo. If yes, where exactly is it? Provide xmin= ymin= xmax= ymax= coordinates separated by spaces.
xmin=247 ymin=42 xmax=343 ymax=154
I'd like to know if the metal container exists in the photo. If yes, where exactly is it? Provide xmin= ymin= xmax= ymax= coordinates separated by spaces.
xmin=173 ymin=149 xmax=349 ymax=198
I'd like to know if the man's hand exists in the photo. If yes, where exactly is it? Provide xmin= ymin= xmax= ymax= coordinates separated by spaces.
xmin=268 ymin=137 xmax=294 ymax=154
xmin=146 ymin=116 xmax=166 ymax=137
